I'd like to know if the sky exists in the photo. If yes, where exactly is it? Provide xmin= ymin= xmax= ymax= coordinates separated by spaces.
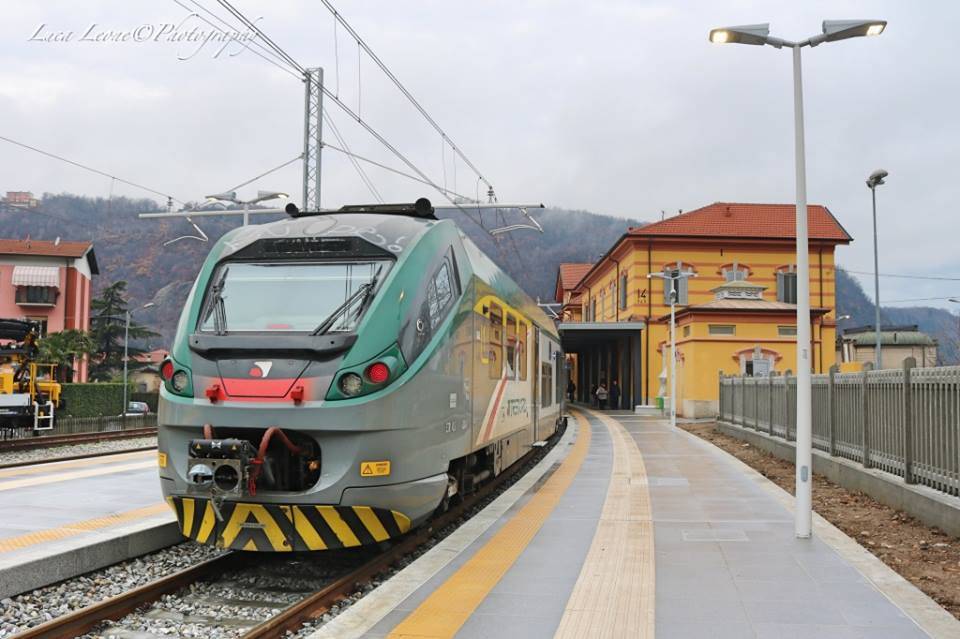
xmin=2 ymin=0 xmax=959 ymax=311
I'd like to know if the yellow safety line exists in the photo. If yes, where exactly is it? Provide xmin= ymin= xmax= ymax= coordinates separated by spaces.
xmin=0 ymin=461 xmax=156 ymax=492
xmin=0 ymin=450 xmax=155 ymax=479
xmin=386 ymin=411 xmax=591 ymax=639
xmin=0 ymin=502 xmax=169 ymax=553
xmin=554 ymin=408 xmax=655 ymax=638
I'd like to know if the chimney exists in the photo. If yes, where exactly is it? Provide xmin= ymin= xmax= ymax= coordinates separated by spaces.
xmin=724 ymin=205 xmax=732 ymax=218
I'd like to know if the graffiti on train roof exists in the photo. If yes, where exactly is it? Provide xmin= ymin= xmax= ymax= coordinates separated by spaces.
xmin=218 ymin=212 xmax=438 ymax=257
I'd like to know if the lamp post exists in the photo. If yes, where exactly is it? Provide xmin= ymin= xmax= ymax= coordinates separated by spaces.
xmin=709 ymin=18 xmax=886 ymax=539
xmin=867 ymin=169 xmax=888 ymax=369
xmin=205 ymin=190 xmax=289 ymax=226
xmin=122 ymin=302 xmax=155 ymax=422
xmin=648 ymin=270 xmax=696 ymax=428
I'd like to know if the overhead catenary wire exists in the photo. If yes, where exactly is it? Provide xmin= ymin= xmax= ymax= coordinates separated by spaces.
xmin=842 ymin=268 xmax=960 ymax=282
xmin=177 ymin=0 xmax=303 ymax=81
xmin=193 ymin=0 xmax=494 ymax=234
xmin=322 ymin=141 xmax=477 ymax=203
xmin=318 ymin=0 xmax=494 ymax=194
xmin=223 ymin=154 xmax=302 ymax=194
xmin=0 ymin=135 xmax=184 ymax=205
xmin=322 ymin=112 xmax=383 ymax=203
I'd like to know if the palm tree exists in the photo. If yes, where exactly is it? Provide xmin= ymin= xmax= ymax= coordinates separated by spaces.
xmin=37 ymin=329 xmax=96 ymax=382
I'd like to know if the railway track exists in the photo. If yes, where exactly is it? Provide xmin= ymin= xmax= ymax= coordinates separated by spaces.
xmin=11 ymin=426 xmax=561 ymax=639
xmin=0 ymin=428 xmax=157 ymax=455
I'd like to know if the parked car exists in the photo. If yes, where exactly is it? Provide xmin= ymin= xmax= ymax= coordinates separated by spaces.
xmin=124 ymin=401 xmax=150 ymax=416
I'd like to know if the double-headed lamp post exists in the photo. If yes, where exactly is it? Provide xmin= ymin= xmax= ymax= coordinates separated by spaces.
xmin=648 ymin=270 xmax=696 ymax=429
xmin=709 ymin=19 xmax=886 ymax=539
xmin=205 ymin=190 xmax=289 ymax=226
xmin=123 ymin=302 xmax=155 ymax=418
xmin=867 ymin=169 xmax=889 ymax=369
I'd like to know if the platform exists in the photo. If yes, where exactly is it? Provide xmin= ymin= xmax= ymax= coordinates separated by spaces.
xmin=311 ymin=408 xmax=960 ymax=639
xmin=0 ymin=449 xmax=177 ymax=598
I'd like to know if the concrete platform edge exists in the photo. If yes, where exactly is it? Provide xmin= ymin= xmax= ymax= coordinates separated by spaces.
xmin=305 ymin=417 xmax=580 ymax=639
xmin=680 ymin=423 xmax=960 ymax=639
xmin=0 ymin=516 xmax=181 ymax=599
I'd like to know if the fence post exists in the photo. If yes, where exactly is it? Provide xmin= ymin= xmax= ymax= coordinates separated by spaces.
xmin=903 ymin=357 xmax=916 ymax=484
xmin=768 ymin=374 xmax=774 ymax=436
xmin=828 ymin=365 xmax=837 ymax=456
xmin=739 ymin=376 xmax=746 ymax=427
xmin=754 ymin=377 xmax=760 ymax=431
xmin=786 ymin=370 xmax=794 ymax=441
xmin=861 ymin=369 xmax=872 ymax=469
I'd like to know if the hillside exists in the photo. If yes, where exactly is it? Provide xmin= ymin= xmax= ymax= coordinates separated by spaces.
xmin=1 ymin=194 xmax=640 ymax=345
xmin=3 ymin=194 xmax=956 ymax=364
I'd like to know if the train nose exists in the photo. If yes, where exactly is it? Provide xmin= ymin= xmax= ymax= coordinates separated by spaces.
xmin=215 ymin=358 xmax=310 ymax=398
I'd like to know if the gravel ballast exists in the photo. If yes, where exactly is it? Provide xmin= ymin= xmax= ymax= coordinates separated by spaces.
xmin=0 ymin=542 xmax=222 ymax=638
xmin=0 ymin=436 xmax=157 ymax=466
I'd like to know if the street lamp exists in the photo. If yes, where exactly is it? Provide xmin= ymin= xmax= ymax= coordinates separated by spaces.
xmin=204 ymin=189 xmax=289 ymax=226
xmin=123 ymin=302 xmax=155 ymax=421
xmin=710 ymin=18 xmax=886 ymax=539
xmin=867 ymin=169 xmax=888 ymax=369
xmin=648 ymin=270 xmax=696 ymax=429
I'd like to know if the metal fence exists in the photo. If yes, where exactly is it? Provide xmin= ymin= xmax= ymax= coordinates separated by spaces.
xmin=719 ymin=358 xmax=960 ymax=498
xmin=0 ymin=413 xmax=157 ymax=441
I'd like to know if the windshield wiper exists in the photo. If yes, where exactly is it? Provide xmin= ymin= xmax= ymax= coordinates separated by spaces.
xmin=311 ymin=266 xmax=384 ymax=336
xmin=202 ymin=267 xmax=229 ymax=336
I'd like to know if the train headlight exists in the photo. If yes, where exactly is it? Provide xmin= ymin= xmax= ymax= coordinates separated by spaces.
xmin=339 ymin=372 xmax=363 ymax=396
xmin=171 ymin=370 xmax=189 ymax=393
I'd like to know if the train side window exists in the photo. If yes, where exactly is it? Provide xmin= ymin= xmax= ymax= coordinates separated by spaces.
xmin=518 ymin=320 xmax=527 ymax=381
xmin=428 ymin=259 xmax=455 ymax=329
xmin=488 ymin=302 xmax=503 ymax=379
xmin=541 ymin=361 xmax=553 ymax=407
xmin=505 ymin=313 xmax=518 ymax=380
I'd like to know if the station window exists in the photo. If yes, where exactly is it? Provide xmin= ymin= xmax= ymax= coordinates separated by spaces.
xmin=776 ymin=268 xmax=798 ymax=304
xmin=488 ymin=302 xmax=503 ymax=380
xmin=590 ymin=299 xmax=597 ymax=322
xmin=721 ymin=262 xmax=749 ymax=282
xmin=778 ymin=325 xmax=797 ymax=336
xmin=619 ymin=273 xmax=628 ymax=310
xmin=683 ymin=325 xmax=691 ymax=338
xmin=709 ymin=324 xmax=736 ymax=336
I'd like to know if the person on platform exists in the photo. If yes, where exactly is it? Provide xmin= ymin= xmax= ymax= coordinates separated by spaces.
xmin=567 ymin=379 xmax=576 ymax=402
xmin=590 ymin=383 xmax=598 ymax=407
xmin=596 ymin=383 xmax=608 ymax=410
xmin=609 ymin=381 xmax=620 ymax=410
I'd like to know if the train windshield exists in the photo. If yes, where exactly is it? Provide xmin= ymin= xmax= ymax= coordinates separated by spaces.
xmin=199 ymin=260 xmax=389 ymax=333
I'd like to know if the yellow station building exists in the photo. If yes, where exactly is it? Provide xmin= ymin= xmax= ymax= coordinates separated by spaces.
xmin=556 ymin=202 xmax=851 ymax=417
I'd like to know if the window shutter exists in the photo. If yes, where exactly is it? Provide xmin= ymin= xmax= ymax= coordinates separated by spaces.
xmin=776 ymin=271 xmax=785 ymax=302
xmin=663 ymin=269 xmax=672 ymax=305
xmin=677 ymin=273 xmax=688 ymax=305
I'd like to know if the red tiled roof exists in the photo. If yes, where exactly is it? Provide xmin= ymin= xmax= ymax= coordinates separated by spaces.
xmin=557 ymin=263 xmax=593 ymax=291
xmin=629 ymin=203 xmax=852 ymax=242
xmin=0 ymin=239 xmax=93 ymax=258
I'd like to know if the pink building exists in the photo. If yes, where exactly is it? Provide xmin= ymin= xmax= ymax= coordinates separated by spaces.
xmin=0 ymin=239 xmax=98 ymax=381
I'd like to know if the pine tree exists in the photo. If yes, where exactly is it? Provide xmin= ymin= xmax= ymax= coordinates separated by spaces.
xmin=89 ymin=281 xmax=159 ymax=381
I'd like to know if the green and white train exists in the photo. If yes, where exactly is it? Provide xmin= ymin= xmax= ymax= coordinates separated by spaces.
xmin=157 ymin=199 xmax=566 ymax=552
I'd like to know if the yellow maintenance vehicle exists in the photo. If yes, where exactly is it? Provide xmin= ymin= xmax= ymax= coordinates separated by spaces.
xmin=0 ymin=319 xmax=61 ymax=431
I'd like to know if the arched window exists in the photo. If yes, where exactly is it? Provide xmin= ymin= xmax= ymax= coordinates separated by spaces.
xmin=719 ymin=261 xmax=750 ymax=282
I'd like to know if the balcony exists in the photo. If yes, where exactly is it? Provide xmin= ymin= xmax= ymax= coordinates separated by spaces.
xmin=15 ymin=286 xmax=58 ymax=307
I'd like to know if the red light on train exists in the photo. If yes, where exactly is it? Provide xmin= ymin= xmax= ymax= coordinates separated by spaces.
xmin=365 ymin=362 xmax=390 ymax=384
xmin=161 ymin=360 xmax=174 ymax=381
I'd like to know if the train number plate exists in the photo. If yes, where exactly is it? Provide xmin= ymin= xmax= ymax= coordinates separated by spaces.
xmin=157 ymin=452 xmax=168 ymax=468
xmin=360 ymin=460 xmax=391 ymax=477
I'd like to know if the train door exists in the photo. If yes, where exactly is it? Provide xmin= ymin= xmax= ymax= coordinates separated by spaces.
xmin=532 ymin=327 xmax=541 ymax=441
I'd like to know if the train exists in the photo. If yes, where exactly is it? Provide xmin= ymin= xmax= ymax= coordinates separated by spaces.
xmin=158 ymin=199 xmax=566 ymax=552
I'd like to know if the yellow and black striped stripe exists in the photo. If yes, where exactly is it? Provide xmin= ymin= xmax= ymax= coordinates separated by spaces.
xmin=167 ymin=497 xmax=411 ymax=552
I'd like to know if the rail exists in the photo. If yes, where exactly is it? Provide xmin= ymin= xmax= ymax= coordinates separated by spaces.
xmin=0 ymin=414 xmax=157 ymax=442
xmin=719 ymin=358 xmax=960 ymax=499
